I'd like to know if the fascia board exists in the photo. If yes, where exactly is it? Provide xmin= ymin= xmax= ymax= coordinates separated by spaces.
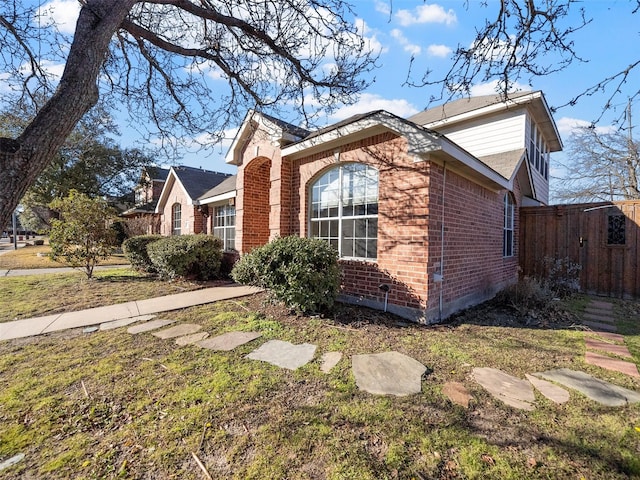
xmin=225 ymin=110 xmax=255 ymax=165
xmin=197 ymin=190 xmax=236 ymax=205
xmin=282 ymin=113 xmax=440 ymax=160
xmin=424 ymin=92 xmax=539 ymax=129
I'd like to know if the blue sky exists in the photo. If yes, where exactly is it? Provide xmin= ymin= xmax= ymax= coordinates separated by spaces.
xmin=9 ymin=1 xmax=640 ymax=185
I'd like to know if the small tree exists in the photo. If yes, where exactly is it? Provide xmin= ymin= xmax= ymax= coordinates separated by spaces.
xmin=49 ymin=190 xmax=118 ymax=279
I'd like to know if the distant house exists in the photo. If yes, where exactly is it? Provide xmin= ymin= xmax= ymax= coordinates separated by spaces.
xmin=121 ymin=166 xmax=170 ymax=234
xmin=154 ymin=166 xmax=232 ymax=236
xmin=222 ymin=91 xmax=561 ymax=322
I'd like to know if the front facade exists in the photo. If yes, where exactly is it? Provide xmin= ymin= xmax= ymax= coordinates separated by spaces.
xmin=224 ymin=91 xmax=561 ymax=322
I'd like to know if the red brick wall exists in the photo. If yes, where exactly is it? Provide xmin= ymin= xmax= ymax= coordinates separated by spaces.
xmin=425 ymin=163 xmax=520 ymax=320
xmin=159 ymin=178 xmax=198 ymax=236
xmin=241 ymin=157 xmax=271 ymax=252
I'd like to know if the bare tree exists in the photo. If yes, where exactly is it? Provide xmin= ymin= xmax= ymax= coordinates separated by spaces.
xmin=409 ymin=0 xmax=640 ymax=123
xmin=0 ymin=0 xmax=377 ymax=229
xmin=554 ymin=124 xmax=640 ymax=203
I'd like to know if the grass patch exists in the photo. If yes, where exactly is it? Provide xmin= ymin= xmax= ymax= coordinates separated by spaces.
xmin=0 ymin=292 xmax=639 ymax=478
xmin=0 ymin=268 xmax=206 ymax=322
xmin=0 ymin=243 xmax=128 ymax=269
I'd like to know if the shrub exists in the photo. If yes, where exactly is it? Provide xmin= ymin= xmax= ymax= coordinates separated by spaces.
xmin=542 ymin=256 xmax=582 ymax=297
xmin=231 ymin=236 xmax=340 ymax=314
xmin=122 ymin=234 xmax=162 ymax=273
xmin=49 ymin=190 xmax=118 ymax=279
xmin=146 ymin=234 xmax=223 ymax=280
xmin=34 ymin=239 xmax=45 ymax=246
xmin=220 ymin=250 xmax=240 ymax=278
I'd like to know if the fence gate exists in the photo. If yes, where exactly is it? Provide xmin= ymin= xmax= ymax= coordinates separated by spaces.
xmin=519 ymin=201 xmax=640 ymax=298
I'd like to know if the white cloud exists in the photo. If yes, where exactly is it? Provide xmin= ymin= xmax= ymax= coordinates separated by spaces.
xmin=555 ymin=117 xmax=615 ymax=136
xmin=426 ymin=44 xmax=452 ymax=58
xmin=329 ymin=93 xmax=419 ymax=121
xmin=37 ymin=0 xmax=81 ymax=34
xmin=396 ymin=4 xmax=457 ymax=27
xmin=468 ymin=79 xmax=530 ymax=96
xmin=374 ymin=0 xmax=391 ymax=16
xmin=390 ymin=29 xmax=421 ymax=56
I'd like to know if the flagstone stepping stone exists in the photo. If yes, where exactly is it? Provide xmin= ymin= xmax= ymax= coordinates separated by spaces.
xmin=175 ymin=332 xmax=209 ymax=346
xmin=320 ymin=351 xmax=343 ymax=373
xmin=0 ymin=453 xmax=25 ymax=472
xmin=152 ymin=323 xmax=202 ymax=339
xmin=442 ymin=381 xmax=472 ymax=408
xmin=525 ymin=374 xmax=570 ymax=404
xmin=247 ymin=340 xmax=317 ymax=370
xmin=587 ymin=331 xmax=625 ymax=343
xmin=585 ymin=351 xmax=640 ymax=378
xmin=589 ymin=300 xmax=613 ymax=310
xmin=533 ymin=368 xmax=640 ymax=407
xmin=100 ymin=314 xmax=157 ymax=331
xmin=83 ymin=326 xmax=99 ymax=334
xmin=585 ymin=337 xmax=633 ymax=358
xmin=197 ymin=331 xmax=262 ymax=351
xmin=583 ymin=312 xmax=616 ymax=323
xmin=472 ymin=367 xmax=535 ymax=411
xmin=352 ymin=351 xmax=426 ymax=396
xmin=128 ymin=319 xmax=176 ymax=334
xmin=582 ymin=320 xmax=617 ymax=333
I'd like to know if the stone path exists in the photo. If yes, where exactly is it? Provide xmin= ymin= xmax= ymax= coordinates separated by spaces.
xmin=580 ymin=298 xmax=640 ymax=378
xmin=101 ymin=309 xmax=640 ymax=409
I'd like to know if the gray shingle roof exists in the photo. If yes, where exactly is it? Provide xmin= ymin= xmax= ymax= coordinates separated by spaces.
xmin=478 ymin=149 xmax=526 ymax=180
xmin=198 ymin=174 xmax=237 ymax=200
xmin=172 ymin=166 xmax=232 ymax=200
xmin=409 ymin=91 xmax=536 ymax=125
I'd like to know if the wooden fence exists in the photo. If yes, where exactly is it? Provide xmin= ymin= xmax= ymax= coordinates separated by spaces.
xmin=520 ymin=201 xmax=640 ymax=298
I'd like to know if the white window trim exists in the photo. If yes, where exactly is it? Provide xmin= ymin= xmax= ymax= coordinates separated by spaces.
xmin=309 ymin=163 xmax=378 ymax=261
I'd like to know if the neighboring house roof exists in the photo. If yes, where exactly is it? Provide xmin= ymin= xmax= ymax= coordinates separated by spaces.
xmin=198 ymin=175 xmax=237 ymax=204
xmin=146 ymin=166 xmax=170 ymax=182
xmin=409 ymin=90 xmax=562 ymax=152
xmin=121 ymin=200 xmax=159 ymax=217
xmin=155 ymin=166 xmax=232 ymax=213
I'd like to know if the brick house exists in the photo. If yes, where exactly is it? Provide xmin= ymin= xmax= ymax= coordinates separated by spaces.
xmin=222 ymin=91 xmax=561 ymax=323
xmin=154 ymin=166 xmax=232 ymax=236
xmin=121 ymin=166 xmax=170 ymax=234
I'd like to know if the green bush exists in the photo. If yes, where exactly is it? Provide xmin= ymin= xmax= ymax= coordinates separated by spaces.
xmin=146 ymin=234 xmax=223 ymax=280
xmin=231 ymin=236 xmax=340 ymax=314
xmin=122 ymin=234 xmax=162 ymax=273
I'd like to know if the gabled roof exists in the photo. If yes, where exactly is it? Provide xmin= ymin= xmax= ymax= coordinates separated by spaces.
xmin=226 ymin=110 xmax=310 ymax=165
xmin=409 ymin=90 xmax=562 ymax=152
xmin=155 ymin=166 xmax=232 ymax=212
xmin=282 ymin=109 xmax=510 ymax=191
xmin=478 ymin=149 xmax=526 ymax=181
xmin=146 ymin=166 xmax=170 ymax=182
xmin=198 ymin=175 xmax=237 ymax=204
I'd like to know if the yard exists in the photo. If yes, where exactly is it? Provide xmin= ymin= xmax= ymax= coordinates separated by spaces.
xmin=0 ymin=270 xmax=639 ymax=479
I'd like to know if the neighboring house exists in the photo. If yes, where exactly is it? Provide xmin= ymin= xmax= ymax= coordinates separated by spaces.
xmin=222 ymin=91 xmax=562 ymax=323
xmin=154 ymin=165 xmax=232 ymax=236
xmin=121 ymin=166 xmax=170 ymax=234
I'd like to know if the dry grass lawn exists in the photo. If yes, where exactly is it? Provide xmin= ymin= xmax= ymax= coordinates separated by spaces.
xmin=0 ymin=275 xmax=639 ymax=479
xmin=0 ymin=243 xmax=129 ymax=270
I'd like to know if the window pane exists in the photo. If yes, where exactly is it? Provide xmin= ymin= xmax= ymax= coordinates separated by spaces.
xmin=367 ymin=239 xmax=377 ymax=259
xmin=341 ymin=238 xmax=353 ymax=257
xmin=355 ymin=238 xmax=366 ymax=258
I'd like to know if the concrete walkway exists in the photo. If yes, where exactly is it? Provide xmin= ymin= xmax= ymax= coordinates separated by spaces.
xmin=0 ymin=285 xmax=262 ymax=341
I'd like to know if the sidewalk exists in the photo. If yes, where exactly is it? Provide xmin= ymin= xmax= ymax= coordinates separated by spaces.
xmin=0 ymin=284 xmax=262 ymax=341
xmin=0 ymin=265 xmax=128 ymax=277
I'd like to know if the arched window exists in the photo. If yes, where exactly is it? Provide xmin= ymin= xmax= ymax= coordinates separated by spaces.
xmin=503 ymin=193 xmax=515 ymax=257
xmin=310 ymin=163 xmax=378 ymax=260
xmin=172 ymin=203 xmax=182 ymax=236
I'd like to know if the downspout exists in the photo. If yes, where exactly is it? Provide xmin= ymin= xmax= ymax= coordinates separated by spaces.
xmin=438 ymin=162 xmax=447 ymax=321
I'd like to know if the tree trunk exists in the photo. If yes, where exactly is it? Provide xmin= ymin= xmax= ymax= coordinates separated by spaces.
xmin=0 ymin=0 xmax=136 ymax=230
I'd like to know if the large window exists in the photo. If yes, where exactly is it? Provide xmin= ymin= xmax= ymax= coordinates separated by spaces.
xmin=171 ymin=203 xmax=181 ymax=236
xmin=213 ymin=204 xmax=236 ymax=250
xmin=528 ymin=117 xmax=550 ymax=180
xmin=310 ymin=163 xmax=378 ymax=260
xmin=503 ymin=193 xmax=515 ymax=257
